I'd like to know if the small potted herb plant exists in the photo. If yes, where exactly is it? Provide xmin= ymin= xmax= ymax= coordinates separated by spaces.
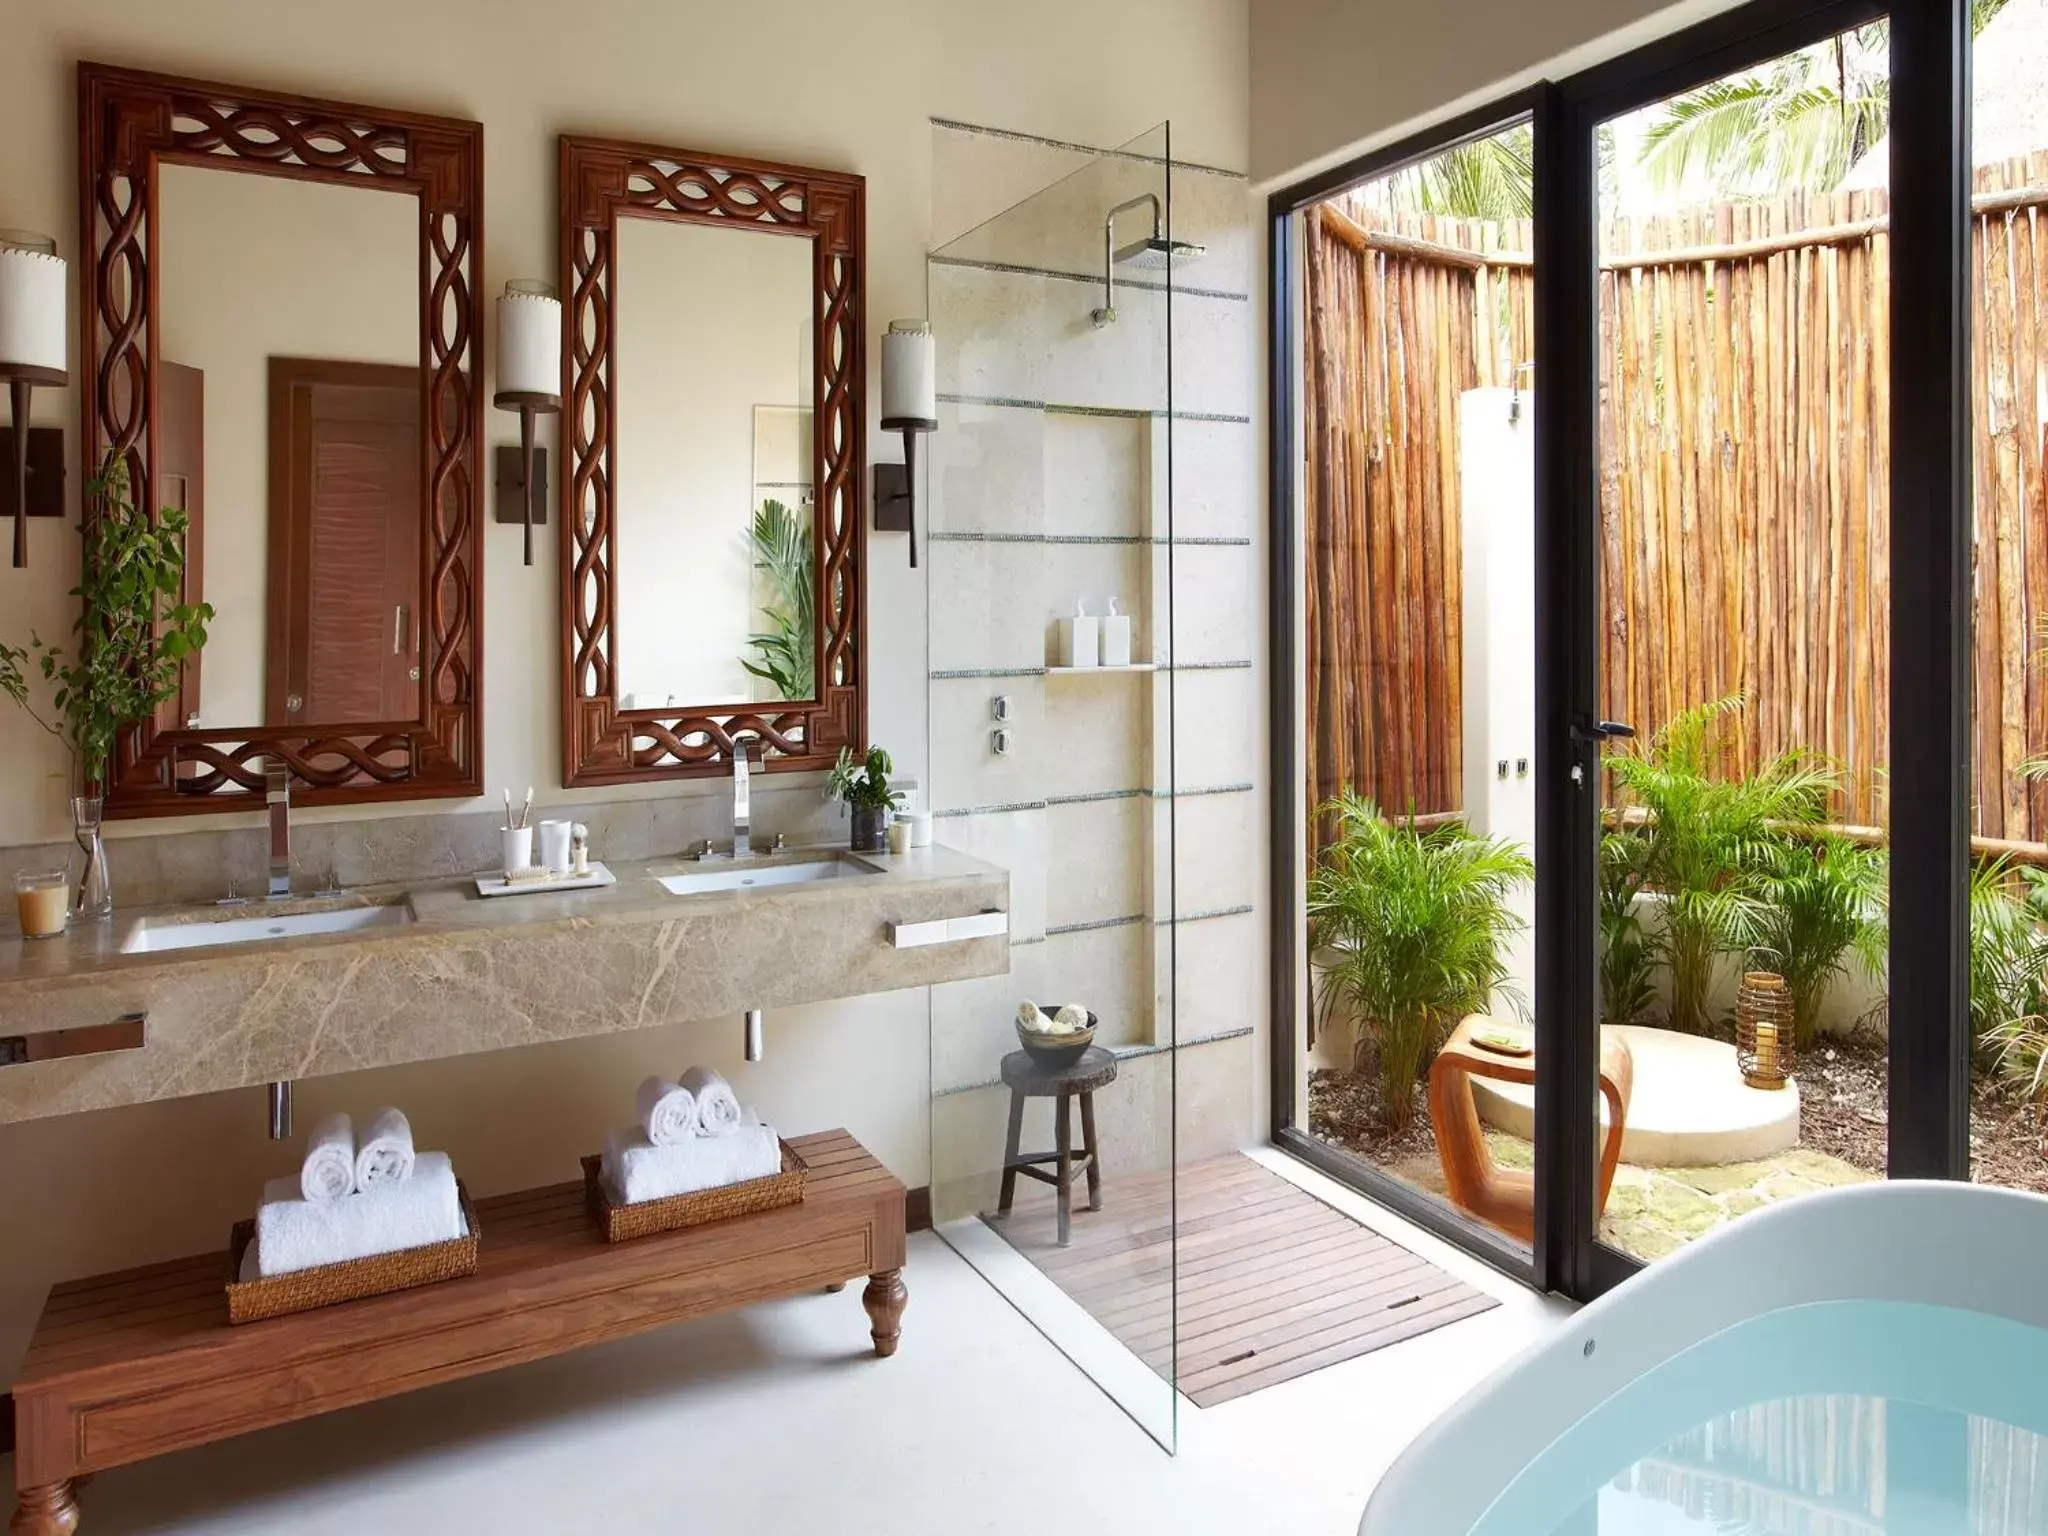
xmin=828 ymin=744 xmax=904 ymax=853
xmin=0 ymin=456 xmax=212 ymax=919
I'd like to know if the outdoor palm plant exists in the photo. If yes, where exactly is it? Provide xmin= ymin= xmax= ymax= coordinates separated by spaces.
xmin=1748 ymin=833 xmax=1887 ymax=1050
xmin=1605 ymin=696 xmax=1837 ymax=1036
xmin=1598 ymin=829 xmax=1664 ymax=1027
xmin=1308 ymin=793 xmax=1532 ymax=1132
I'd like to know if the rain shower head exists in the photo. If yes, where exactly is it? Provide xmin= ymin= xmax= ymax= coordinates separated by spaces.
xmin=1113 ymin=235 xmax=1207 ymax=271
xmin=1091 ymin=193 xmax=1202 ymax=325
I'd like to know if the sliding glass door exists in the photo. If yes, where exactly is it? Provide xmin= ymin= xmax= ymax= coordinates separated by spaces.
xmin=1275 ymin=0 xmax=1981 ymax=1300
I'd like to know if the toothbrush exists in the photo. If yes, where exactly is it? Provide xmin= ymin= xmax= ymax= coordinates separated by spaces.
xmin=502 ymin=788 xmax=513 ymax=829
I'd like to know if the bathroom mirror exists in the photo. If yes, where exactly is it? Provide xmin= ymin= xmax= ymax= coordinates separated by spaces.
xmin=612 ymin=218 xmax=812 ymax=711
xmin=156 ymin=163 xmax=423 ymax=733
xmin=80 ymin=64 xmax=485 ymax=815
xmin=559 ymin=135 xmax=866 ymax=787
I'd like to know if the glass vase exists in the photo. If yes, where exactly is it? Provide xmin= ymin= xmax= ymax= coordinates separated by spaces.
xmin=850 ymin=803 xmax=888 ymax=853
xmin=69 ymin=794 xmax=113 ymax=921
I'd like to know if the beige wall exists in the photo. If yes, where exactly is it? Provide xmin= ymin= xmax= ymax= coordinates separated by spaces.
xmin=1247 ymin=0 xmax=1727 ymax=185
xmin=156 ymin=163 xmax=420 ymax=727
xmin=0 ymin=0 xmax=1251 ymax=1385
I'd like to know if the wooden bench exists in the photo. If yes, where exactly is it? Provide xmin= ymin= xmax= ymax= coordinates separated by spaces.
xmin=9 ymin=1128 xmax=906 ymax=1534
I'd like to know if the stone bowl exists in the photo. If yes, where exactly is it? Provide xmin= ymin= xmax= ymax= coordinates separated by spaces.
xmin=1016 ymin=1005 xmax=1097 ymax=1068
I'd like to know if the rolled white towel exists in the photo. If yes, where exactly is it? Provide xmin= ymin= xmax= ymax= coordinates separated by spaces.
xmin=354 ymin=1106 xmax=416 ymax=1189
xmin=635 ymin=1074 xmax=699 ymax=1146
xmin=255 ymin=1151 xmax=464 ymax=1277
xmin=299 ymin=1112 xmax=356 ymax=1202
xmin=601 ymin=1118 xmax=780 ymax=1205
xmin=680 ymin=1065 xmax=743 ymax=1137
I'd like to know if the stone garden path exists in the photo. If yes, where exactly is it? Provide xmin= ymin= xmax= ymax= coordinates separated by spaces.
xmin=1387 ymin=1131 xmax=1875 ymax=1261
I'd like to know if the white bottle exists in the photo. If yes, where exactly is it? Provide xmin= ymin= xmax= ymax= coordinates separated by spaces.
xmin=1059 ymin=599 xmax=1100 ymax=669
xmin=1101 ymin=595 xmax=1133 ymax=668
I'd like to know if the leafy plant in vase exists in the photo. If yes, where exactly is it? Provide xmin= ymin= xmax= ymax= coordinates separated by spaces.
xmin=0 ymin=456 xmax=212 ymax=919
xmin=828 ymin=745 xmax=904 ymax=853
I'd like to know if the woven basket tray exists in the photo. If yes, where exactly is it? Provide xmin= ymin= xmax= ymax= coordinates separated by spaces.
xmin=582 ymin=1141 xmax=806 ymax=1243
xmin=224 ymin=1184 xmax=481 ymax=1325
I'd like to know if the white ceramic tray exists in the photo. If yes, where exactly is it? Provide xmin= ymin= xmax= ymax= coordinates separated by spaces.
xmin=474 ymin=861 xmax=618 ymax=898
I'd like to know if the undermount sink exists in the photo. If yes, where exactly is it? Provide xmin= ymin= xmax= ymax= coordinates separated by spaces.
xmin=657 ymin=857 xmax=880 ymax=897
xmin=120 ymin=903 xmax=415 ymax=954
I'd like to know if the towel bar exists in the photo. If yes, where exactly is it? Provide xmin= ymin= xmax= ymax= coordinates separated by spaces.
xmin=0 ymin=1012 xmax=145 ymax=1067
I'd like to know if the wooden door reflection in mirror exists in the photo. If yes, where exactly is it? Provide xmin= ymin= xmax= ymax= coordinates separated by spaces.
xmin=559 ymin=135 xmax=865 ymax=787
xmin=79 ymin=63 xmax=483 ymax=815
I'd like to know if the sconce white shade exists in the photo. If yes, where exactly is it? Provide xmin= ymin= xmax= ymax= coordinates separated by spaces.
xmin=880 ymin=319 xmax=937 ymax=428
xmin=0 ymin=242 xmax=67 ymax=375
xmin=495 ymin=283 xmax=562 ymax=401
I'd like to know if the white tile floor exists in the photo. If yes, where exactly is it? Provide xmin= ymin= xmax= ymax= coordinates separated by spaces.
xmin=3 ymin=1153 xmax=1572 ymax=1535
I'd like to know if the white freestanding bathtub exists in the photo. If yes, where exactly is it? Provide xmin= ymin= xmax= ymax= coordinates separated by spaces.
xmin=1360 ymin=1181 xmax=2048 ymax=1534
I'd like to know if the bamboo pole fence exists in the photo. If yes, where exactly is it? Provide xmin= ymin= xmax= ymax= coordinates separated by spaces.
xmin=1304 ymin=155 xmax=2048 ymax=849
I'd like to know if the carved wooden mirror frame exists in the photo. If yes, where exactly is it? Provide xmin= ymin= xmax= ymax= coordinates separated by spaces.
xmin=79 ymin=63 xmax=485 ymax=815
xmin=559 ymin=134 xmax=865 ymax=786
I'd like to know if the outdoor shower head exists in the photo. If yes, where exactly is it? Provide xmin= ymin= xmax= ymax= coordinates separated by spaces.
xmin=1091 ymin=194 xmax=1204 ymax=326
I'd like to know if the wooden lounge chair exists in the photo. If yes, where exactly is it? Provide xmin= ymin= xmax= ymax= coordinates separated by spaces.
xmin=1428 ymin=1014 xmax=1635 ymax=1243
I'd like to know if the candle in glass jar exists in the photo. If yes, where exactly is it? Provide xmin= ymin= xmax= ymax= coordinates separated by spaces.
xmin=1752 ymin=1018 xmax=1781 ymax=1079
xmin=15 ymin=870 xmax=68 ymax=939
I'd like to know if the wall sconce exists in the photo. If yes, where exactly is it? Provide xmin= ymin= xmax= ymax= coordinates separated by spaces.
xmin=878 ymin=319 xmax=936 ymax=569
xmin=493 ymin=279 xmax=562 ymax=567
xmin=0 ymin=232 xmax=68 ymax=570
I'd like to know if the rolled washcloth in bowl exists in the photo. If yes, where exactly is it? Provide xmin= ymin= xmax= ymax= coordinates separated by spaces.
xmin=353 ymin=1106 xmax=416 ymax=1189
xmin=601 ymin=1116 xmax=780 ymax=1206
xmin=299 ymin=1112 xmax=356 ymax=1202
xmin=634 ymin=1075 xmax=699 ymax=1146
xmin=255 ymin=1151 xmax=464 ymax=1277
xmin=680 ymin=1065 xmax=743 ymax=1137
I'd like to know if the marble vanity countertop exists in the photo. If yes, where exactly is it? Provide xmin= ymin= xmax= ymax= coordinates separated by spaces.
xmin=0 ymin=845 xmax=1009 ymax=1124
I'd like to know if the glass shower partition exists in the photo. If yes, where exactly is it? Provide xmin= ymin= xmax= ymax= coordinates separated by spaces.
xmin=924 ymin=124 xmax=1182 ymax=1448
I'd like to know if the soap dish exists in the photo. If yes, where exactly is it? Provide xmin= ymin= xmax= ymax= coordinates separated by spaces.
xmin=580 ymin=1143 xmax=807 ymax=1243
xmin=474 ymin=862 xmax=617 ymax=898
xmin=224 ymin=1184 xmax=480 ymax=1325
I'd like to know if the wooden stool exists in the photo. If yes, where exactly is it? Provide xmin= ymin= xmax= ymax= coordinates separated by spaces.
xmin=995 ymin=1046 xmax=1117 ymax=1246
xmin=1428 ymin=1015 xmax=1634 ymax=1244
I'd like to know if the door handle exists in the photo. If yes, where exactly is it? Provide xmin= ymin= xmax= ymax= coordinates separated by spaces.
xmin=1571 ymin=718 xmax=1635 ymax=744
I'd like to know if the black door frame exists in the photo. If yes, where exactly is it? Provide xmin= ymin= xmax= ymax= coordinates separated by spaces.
xmin=1267 ymin=0 xmax=1973 ymax=1301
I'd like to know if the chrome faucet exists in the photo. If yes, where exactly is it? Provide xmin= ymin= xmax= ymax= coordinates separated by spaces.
xmin=732 ymin=746 xmax=755 ymax=859
xmin=266 ymin=760 xmax=292 ymax=897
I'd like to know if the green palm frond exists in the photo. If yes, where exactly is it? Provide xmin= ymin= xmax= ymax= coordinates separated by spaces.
xmin=1368 ymin=127 xmax=1534 ymax=221
xmin=1606 ymin=695 xmax=1842 ymax=1034
xmin=1309 ymin=794 xmax=1532 ymax=1130
xmin=740 ymin=498 xmax=815 ymax=700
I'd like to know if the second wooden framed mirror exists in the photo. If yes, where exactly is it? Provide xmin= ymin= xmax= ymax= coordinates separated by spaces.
xmin=558 ymin=134 xmax=866 ymax=786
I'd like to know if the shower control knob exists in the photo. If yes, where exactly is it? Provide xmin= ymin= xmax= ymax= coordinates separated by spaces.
xmin=991 ymin=728 xmax=1011 ymax=757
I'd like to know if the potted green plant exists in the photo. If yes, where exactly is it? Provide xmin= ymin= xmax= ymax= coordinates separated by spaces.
xmin=1604 ymin=695 xmax=1836 ymax=1035
xmin=1307 ymin=793 xmax=1532 ymax=1131
xmin=828 ymin=744 xmax=904 ymax=853
xmin=0 ymin=456 xmax=212 ymax=919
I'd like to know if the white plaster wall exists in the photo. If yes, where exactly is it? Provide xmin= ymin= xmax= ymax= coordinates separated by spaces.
xmin=155 ymin=164 xmax=419 ymax=728
xmin=1247 ymin=0 xmax=1730 ymax=185
xmin=612 ymin=217 xmax=810 ymax=708
xmin=0 ymin=0 xmax=1253 ymax=1388
xmin=1460 ymin=388 xmax=1538 ymax=1007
